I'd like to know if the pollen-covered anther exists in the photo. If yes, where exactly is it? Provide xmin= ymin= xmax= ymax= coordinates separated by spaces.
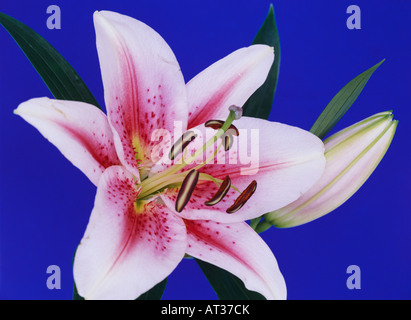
xmin=175 ymin=169 xmax=200 ymax=212
xmin=226 ymin=180 xmax=257 ymax=214
xmin=169 ymin=131 xmax=197 ymax=160
xmin=205 ymin=175 xmax=231 ymax=206
xmin=204 ymin=120 xmax=239 ymax=136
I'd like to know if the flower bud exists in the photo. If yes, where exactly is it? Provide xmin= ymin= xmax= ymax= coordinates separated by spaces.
xmin=264 ymin=111 xmax=398 ymax=228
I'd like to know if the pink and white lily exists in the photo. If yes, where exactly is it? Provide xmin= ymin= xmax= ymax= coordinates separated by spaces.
xmin=14 ymin=11 xmax=326 ymax=300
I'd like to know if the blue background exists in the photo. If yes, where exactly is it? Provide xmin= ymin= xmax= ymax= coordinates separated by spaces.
xmin=0 ymin=0 xmax=410 ymax=300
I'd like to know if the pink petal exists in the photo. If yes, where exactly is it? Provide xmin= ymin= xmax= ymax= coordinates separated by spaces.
xmin=14 ymin=97 xmax=120 ymax=186
xmin=186 ymin=45 xmax=274 ymax=128
xmin=73 ymin=166 xmax=187 ymax=300
xmin=161 ymin=117 xmax=325 ymax=223
xmin=94 ymin=11 xmax=188 ymax=177
xmin=185 ymin=219 xmax=286 ymax=300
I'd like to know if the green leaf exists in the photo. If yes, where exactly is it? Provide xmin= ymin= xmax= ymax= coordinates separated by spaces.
xmin=195 ymin=259 xmax=266 ymax=300
xmin=72 ymin=280 xmax=84 ymax=301
xmin=310 ymin=59 xmax=385 ymax=139
xmin=0 ymin=11 xmax=101 ymax=109
xmin=242 ymin=4 xmax=281 ymax=119
xmin=136 ymin=278 xmax=168 ymax=300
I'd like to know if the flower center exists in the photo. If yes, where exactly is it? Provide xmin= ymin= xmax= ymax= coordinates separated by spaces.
xmin=136 ymin=106 xmax=257 ymax=213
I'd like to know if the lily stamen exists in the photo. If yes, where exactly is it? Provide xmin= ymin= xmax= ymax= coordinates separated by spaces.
xmin=169 ymin=130 xmax=197 ymax=160
xmin=205 ymin=120 xmax=239 ymax=136
xmin=175 ymin=169 xmax=200 ymax=212
xmin=205 ymin=175 xmax=231 ymax=206
xmin=226 ymin=180 xmax=257 ymax=213
xmin=157 ymin=106 xmax=242 ymax=180
xmin=140 ymin=106 xmax=250 ymax=213
xmin=223 ymin=133 xmax=233 ymax=151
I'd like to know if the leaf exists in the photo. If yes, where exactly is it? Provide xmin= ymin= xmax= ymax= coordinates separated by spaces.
xmin=195 ymin=259 xmax=266 ymax=300
xmin=242 ymin=4 xmax=281 ymax=119
xmin=0 ymin=12 xmax=101 ymax=109
xmin=72 ymin=280 xmax=84 ymax=301
xmin=310 ymin=59 xmax=384 ymax=139
xmin=136 ymin=278 xmax=168 ymax=300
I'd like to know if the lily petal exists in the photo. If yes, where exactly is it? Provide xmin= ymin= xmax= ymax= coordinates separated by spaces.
xmin=94 ymin=11 xmax=188 ymax=177
xmin=187 ymin=45 xmax=274 ymax=128
xmin=161 ymin=117 xmax=326 ymax=223
xmin=14 ymin=97 xmax=120 ymax=186
xmin=73 ymin=166 xmax=187 ymax=300
xmin=185 ymin=219 xmax=286 ymax=300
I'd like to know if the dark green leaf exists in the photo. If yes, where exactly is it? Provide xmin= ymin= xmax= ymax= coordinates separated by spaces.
xmin=136 ymin=278 xmax=168 ymax=300
xmin=0 ymin=12 xmax=101 ymax=109
xmin=242 ymin=4 xmax=281 ymax=119
xmin=310 ymin=59 xmax=384 ymax=139
xmin=71 ymin=248 xmax=84 ymax=301
xmin=72 ymin=281 xmax=84 ymax=301
xmin=196 ymin=259 xmax=266 ymax=300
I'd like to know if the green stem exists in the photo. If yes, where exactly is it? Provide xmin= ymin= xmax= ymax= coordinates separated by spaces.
xmin=249 ymin=217 xmax=262 ymax=229
xmin=254 ymin=219 xmax=273 ymax=233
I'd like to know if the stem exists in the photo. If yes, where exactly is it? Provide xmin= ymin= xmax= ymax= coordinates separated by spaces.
xmin=254 ymin=219 xmax=273 ymax=234
xmin=249 ymin=217 xmax=262 ymax=229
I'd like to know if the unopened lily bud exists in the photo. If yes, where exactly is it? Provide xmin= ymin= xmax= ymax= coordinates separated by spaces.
xmin=264 ymin=111 xmax=398 ymax=228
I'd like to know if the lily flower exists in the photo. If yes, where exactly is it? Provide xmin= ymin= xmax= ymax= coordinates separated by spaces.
xmin=264 ymin=111 xmax=397 ymax=228
xmin=14 ymin=11 xmax=326 ymax=299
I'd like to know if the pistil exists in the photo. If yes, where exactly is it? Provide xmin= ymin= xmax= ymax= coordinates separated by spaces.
xmin=140 ymin=106 xmax=240 ymax=191
xmin=137 ymin=105 xmax=257 ymax=214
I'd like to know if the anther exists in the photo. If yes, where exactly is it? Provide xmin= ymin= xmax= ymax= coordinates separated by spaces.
xmin=222 ymin=134 xmax=233 ymax=151
xmin=205 ymin=176 xmax=231 ymax=206
xmin=204 ymin=119 xmax=224 ymax=129
xmin=226 ymin=180 xmax=257 ymax=214
xmin=204 ymin=120 xmax=239 ymax=136
xmin=169 ymin=131 xmax=197 ymax=160
xmin=175 ymin=169 xmax=199 ymax=212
